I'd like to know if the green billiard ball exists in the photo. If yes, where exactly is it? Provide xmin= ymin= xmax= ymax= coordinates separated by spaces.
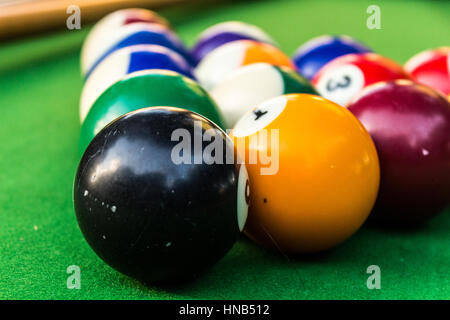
xmin=79 ymin=69 xmax=226 ymax=154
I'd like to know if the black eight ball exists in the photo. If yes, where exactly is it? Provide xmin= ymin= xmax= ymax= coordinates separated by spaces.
xmin=73 ymin=107 xmax=249 ymax=284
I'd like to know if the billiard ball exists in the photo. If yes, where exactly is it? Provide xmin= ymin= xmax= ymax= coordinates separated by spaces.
xmin=230 ymin=94 xmax=379 ymax=253
xmin=79 ymin=69 xmax=226 ymax=154
xmin=74 ymin=107 xmax=249 ymax=283
xmin=312 ymin=53 xmax=410 ymax=106
xmin=85 ymin=8 xmax=170 ymax=33
xmin=292 ymin=35 xmax=371 ymax=80
xmin=195 ymin=40 xmax=296 ymax=90
xmin=80 ymin=44 xmax=193 ymax=123
xmin=348 ymin=80 xmax=450 ymax=224
xmin=191 ymin=21 xmax=276 ymax=64
xmin=404 ymin=47 xmax=450 ymax=96
xmin=81 ymin=8 xmax=171 ymax=68
xmin=81 ymin=23 xmax=192 ymax=77
xmin=211 ymin=63 xmax=318 ymax=128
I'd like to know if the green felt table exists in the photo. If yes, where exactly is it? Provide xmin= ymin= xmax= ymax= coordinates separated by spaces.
xmin=0 ymin=0 xmax=449 ymax=300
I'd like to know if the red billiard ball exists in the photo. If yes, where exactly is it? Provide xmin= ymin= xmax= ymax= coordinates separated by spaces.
xmin=312 ymin=53 xmax=411 ymax=106
xmin=348 ymin=80 xmax=450 ymax=224
xmin=405 ymin=47 xmax=450 ymax=96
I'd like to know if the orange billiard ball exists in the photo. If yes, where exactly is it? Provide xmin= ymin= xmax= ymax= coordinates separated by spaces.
xmin=194 ymin=40 xmax=296 ymax=90
xmin=230 ymin=94 xmax=380 ymax=253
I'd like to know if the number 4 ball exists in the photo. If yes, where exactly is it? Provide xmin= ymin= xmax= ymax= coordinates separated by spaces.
xmin=211 ymin=63 xmax=317 ymax=128
xmin=231 ymin=94 xmax=380 ymax=253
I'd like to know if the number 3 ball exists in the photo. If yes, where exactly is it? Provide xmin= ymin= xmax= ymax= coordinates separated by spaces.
xmin=348 ymin=80 xmax=450 ymax=224
xmin=312 ymin=53 xmax=410 ymax=106
xmin=292 ymin=35 xmax=372 ymax=80
xmin=231 ymin=94 xmax=380 ymax=253
xmin=74 ymin=107 xmax=249 ymax=283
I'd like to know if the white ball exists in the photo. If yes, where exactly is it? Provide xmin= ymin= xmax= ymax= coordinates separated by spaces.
xmin=211 ymin=63 xmax=285 ymax=128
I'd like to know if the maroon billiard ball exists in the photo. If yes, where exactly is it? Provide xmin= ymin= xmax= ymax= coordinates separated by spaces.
xmin=347 ymin=80 xmax=450 ymax=224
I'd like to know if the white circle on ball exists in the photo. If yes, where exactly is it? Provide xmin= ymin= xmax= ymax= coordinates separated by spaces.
xmin=316 ymin=64 xmax=365 ymax=106
xmin=236 ymin=164 xmax=250 ymax=232
xmin=232 ymin=95 xmax=287 ymax=137
xmin=211 ymin=63 xmax=284 ymax=129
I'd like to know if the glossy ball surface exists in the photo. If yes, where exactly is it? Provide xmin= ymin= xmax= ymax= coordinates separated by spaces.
xmin=79 ymin=70 xmax=225 ymax=154
xmin=195 ymin=40 xmax=296 ymax=90
xmin=74 ymin=107 xmax=249 ymax=283
xmin=211 ymin=63 xmax=318 ymax=128
xmin=81 ymin=8 xmax=171 ymax=66
xmin=80 ymin=45 xmax=193 ymax=123
xmin=231 ymin=94 xmax=380 ymax=253
xmin=348 ymin=80 xmax=450 ymax=224
xmin=292 ymin=35 xmax=371 ymax=80
xmin=312 ymin=53 xmax=410 ymax=106
xmin=81 ymin=23 xmax=191 ymax=77
xmin=191 ymin=21 xmax=276 ymax=64
xmin=405 ymin=47 xmax=450 ymax=95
